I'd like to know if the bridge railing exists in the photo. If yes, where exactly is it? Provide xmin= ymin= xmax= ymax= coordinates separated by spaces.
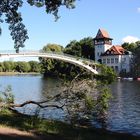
xmin=38 ymin=51 xmax=97 ymax=65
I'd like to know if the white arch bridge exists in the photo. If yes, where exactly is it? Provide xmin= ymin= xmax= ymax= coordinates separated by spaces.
xmin=0 ymin=51 xmax=98 ymax=74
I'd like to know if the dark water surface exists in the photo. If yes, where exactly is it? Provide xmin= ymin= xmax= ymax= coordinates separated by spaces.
xmin=108 ymin=81 xmax=140 ymax=135
xmin=0 ymin=75 xmax=140 ymax=136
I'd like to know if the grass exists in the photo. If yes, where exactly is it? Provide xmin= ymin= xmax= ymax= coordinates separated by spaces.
xmin=0 ymin=109 xmax=140 ymax=140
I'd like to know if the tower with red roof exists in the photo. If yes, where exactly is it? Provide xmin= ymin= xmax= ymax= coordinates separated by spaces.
xmin=93 ymin=29 xmax=113 ymax=62
xmin=94 ymin=29 xmax=133 ymax=73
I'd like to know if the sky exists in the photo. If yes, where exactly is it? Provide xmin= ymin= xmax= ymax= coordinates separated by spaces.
xmin=0 ymin=0 xmax=140 ymax=52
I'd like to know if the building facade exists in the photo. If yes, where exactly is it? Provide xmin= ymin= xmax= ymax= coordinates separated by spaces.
xmin=93 ymin=29 xmax=133 ymax=73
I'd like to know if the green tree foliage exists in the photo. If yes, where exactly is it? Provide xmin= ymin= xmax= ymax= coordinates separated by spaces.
xmin=79 ymin=37 xmax=95 ymax=59
xmin=64 ymin=40 xmax=82 ymax=57
xmin=15 ymin=61 xmax=31 ymax=72
xmin=95 ymin=64 xmax=117 ymax=84
xmin=0 ymin=0 xmax=76 ymax=51
xmin=27 ymin=0 xmax=76 ymax=20
xmin=28 ymin=61 xmax=41 ymax=72
xmin=3 ymin=61 xmax=15 ymax=72
xmin=42 ymin=43 xmax=63 ymax=52
xmin=0 ymin=62 xmax=4 ymax=72
xmin=0 ymin=61 xmax=41 ymax=73
xmin=0 ymin=0 xmax=28 ymax=52
xmin=122 ymin=42 xmax=138 ymax=53
xmin=40 ymin=43 xmax=84 ymax=78
xmin=64 ymin=37 xmax=95 ymax=60
xmin=0 ymin=85 xmax=14 ymax=110
xmin=40 ymin=43 xmax=64 ymax=75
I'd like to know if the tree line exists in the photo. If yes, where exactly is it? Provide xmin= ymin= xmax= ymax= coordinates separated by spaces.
xmin=0 ymin=61 xmax=41 ymax=73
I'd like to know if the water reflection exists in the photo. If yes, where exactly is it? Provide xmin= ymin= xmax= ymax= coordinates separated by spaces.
xmin=108 ymin=81 xmax=140 ymax=135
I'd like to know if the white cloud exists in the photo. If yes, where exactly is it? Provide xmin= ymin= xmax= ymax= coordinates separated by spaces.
xmin=137 ymin=7 xmax=140 ymax=13
xmin=122 ymin=36 xmax=139 ymax=43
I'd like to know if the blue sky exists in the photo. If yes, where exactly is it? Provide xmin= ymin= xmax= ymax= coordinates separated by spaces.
xmin=0 ymin=0 xmax=140 ymax=52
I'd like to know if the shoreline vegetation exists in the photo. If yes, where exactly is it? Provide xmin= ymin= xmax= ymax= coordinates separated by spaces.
xmin=0 ymin=109 xmax=139 ymax=140
xmin=0 ymin=72 xmax=41 ymax=76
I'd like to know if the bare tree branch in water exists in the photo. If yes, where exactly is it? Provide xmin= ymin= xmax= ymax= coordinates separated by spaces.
xmin=0 ymin=73 xmax=111 ymax=126
xmin=9 ymin=101 xmax=64 ymax=110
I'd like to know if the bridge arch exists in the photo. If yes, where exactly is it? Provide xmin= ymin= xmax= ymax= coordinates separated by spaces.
xmin=0 ymin=52 xmax=98 ymax=74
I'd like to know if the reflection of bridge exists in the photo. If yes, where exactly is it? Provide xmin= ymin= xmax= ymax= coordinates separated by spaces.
xmin=0 ymin=51 xmax=98 ymax=74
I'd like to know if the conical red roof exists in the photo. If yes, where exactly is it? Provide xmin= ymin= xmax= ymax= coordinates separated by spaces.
xmin=95 ymin=29 xmax=112 ymax=39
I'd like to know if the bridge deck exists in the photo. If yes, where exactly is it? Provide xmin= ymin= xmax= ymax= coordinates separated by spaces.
xmin=0 ymin=52 xmax=98 ymax=74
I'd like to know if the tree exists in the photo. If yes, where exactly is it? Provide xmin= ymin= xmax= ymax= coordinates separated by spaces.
xmin=40 ymin=43 xmax=84 ymax=78
xmin=40 ymin=43 xmax=63 ymax=75
xmin=64 ymin=40 xmax=82 ymax=57
xmin=15 ymin=61 xmax=31 ymax=72
xmin=122 ymin=42 xmax=138 ymax=53
xmin=2 ymin=61 xmax=15 ymax=72
xmin=79 ymin=37 xmax=95 ymax=60
xmin=0 ymin=0 xmax=28 ymax=52
xmin=95 ymin=64 xmax=117 ymax=84
xmin=28 ymin=61 xmax=41 ymax=72
xmin=0 ymin=0 xmax=76 ymax=52
xmin=0 ymin=62 xmax=4 ymax=72
xmin=41 ymin=43 xmax=63 ymax=53
xmin=64 ymin=37 xmax=95 ymax=60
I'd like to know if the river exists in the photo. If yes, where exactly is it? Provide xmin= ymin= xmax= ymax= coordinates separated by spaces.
xmin=0 ymin=75 xmax=140 ymax=136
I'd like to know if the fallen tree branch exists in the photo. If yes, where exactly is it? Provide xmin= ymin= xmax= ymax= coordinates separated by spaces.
xmin=0 ymin=100 xmax=64 ymax=110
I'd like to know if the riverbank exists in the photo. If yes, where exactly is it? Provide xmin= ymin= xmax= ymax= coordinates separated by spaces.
xmin=0 ymin=109 xmax=139 ymax=140
xmin=0 ymin=72 xmax=41 ymax=76
xmin=0 ymin=126 xmax=41 ymax=140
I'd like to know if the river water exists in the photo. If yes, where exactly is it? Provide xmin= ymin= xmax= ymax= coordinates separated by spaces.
xmin=0 ymin=75 xmax=140 ymax=136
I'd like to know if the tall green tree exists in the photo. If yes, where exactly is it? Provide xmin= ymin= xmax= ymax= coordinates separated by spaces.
xmin=79 ymin=37 xmax=95 ymax=60
xmin=64 ymin=40 xmax=82 ymax=57
xmin=64 ymin=37 xmax=95 ymax=60
xmin=40 ymin=43 xmax=64 ymax=76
